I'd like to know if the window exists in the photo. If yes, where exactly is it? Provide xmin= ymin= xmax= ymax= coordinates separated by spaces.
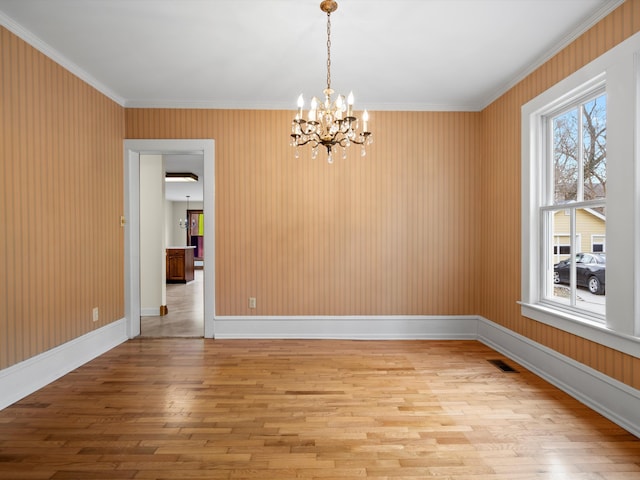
xmin=553 ymin=243 xmax=571 ymax=256
xmin=592 ymin=235 xmax=605 ymax=253
xmin=520 ymin=31 xmax=640 ymax=353
xmin=542 ymin=91 xmax=607 ymax=318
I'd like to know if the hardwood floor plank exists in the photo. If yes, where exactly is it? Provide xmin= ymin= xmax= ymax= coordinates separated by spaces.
xmin=0 ymin=339 xmax=638 ymax=479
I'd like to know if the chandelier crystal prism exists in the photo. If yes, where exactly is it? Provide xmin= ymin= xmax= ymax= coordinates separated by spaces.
xmin=290 ymin=0 xmax=372 ymax=163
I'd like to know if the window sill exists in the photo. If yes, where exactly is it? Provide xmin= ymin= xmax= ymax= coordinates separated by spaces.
xmin=519 ymin=301 xmax=639 ymax=358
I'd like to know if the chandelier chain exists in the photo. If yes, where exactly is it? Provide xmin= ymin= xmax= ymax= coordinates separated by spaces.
xmin=326 ymin=12 xmax=331 ymax=90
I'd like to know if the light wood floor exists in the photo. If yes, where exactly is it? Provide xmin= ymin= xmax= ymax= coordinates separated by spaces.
xmin=140 ymin=269 xmax=203 ymax=337
xmin=0 ymin=339 xmax=638 ymax=479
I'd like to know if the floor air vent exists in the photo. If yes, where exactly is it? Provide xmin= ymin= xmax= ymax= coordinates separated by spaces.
xmin=488 ymin=359 xmax=518 ymax=372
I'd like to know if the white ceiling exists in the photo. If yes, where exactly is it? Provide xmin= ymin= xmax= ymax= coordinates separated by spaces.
xmin=163 ymin=154 xmax=204 ymax=202
xmin=0 ymin=0 xmax=624 ymax=201
xmin=0 ymin=0 xmax=623 ymax=112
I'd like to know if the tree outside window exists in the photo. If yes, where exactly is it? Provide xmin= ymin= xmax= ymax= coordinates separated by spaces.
xmin=553 ymin=94 xmax=606 ymax=205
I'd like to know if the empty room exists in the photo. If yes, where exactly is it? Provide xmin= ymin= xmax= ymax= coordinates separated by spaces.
xmin=1 ymin=0 xmax=639 ymax=478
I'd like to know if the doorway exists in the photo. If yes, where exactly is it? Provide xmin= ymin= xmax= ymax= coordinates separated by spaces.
xmin=123 ymin=139 xmax=215 ymax=339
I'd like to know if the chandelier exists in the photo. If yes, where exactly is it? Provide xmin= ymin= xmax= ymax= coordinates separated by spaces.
xmin=178 ymin=195 xmax=194 ymax=232
xmin=290 ymin=0 xmax=372 ymax=163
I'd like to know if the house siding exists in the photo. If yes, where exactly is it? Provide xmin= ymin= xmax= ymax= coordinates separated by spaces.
xmin=552 ymin=209 xmax=606 ymax=261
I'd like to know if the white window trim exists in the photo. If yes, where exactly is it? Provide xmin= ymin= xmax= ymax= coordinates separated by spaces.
xmin=521 ymin=31 xmax=640 ymax=357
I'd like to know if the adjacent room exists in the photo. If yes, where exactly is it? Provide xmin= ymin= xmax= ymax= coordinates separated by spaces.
xmin=1 ymin=0 xmax=639 ymax=478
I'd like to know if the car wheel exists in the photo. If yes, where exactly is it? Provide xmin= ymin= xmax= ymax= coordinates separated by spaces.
xmin=553 ymin=272 xmax=560 ymax=284
xmin=588 ymin=276 xmax=604 ymax=295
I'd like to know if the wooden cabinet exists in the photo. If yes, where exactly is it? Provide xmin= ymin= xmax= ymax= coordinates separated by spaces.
xmin=166 ymin=247 xmax=194 ymax=283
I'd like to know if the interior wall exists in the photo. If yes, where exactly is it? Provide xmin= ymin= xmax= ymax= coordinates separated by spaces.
xmin=139 ymin=154 xmax=166 ymax=314
xmin=480 ymin=0 xmax=640 ymax=389
xmin=125 ymin=109 xmax=483 ymax=316
xmin=169 ymin=200 xmax=203 ymax=247
xmin=3 ymin=0 xmax=638 ymax=392
xmin=0 ymin=26 xmax=125 ymax=370
xmin=164 ymin=199 xmax=173 ymax=248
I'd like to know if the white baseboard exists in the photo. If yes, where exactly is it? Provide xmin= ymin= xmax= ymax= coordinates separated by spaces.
xmin=141 ymin=307 xmax=160 ymax=316
xmin=213 ymin=315 xmax=479 ymax=339
xmin=477 ymin=317 xmax=640 ymax=438
xmin=0 ymin=319 xmax=128 ymax=410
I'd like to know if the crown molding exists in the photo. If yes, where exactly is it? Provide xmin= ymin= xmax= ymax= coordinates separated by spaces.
xmin=479 ymin=0 xmax=626 ymax=110
xmin=1 ymin=0 xmax=626 ymax=113
xmin=123 ymin=99 xmax=482 ymax=112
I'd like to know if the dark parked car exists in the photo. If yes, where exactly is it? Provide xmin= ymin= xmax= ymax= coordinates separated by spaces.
xmin=554 ymin=252 xmax=605 ymax=295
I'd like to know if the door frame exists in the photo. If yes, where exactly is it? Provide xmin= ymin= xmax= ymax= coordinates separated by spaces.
xmin=123 ymin=139 xmax=215 ymax=338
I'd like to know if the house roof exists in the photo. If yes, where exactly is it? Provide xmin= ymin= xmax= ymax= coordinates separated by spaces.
xmin=554 ymin=207 xmax=606 ymax=221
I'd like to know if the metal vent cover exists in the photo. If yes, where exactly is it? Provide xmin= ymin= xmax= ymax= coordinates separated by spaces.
xmin=488 ymin=359 xmax=518 ymax=373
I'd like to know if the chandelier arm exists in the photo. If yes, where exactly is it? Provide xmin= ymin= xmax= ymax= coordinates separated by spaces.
xmin=347 ymin=133 xmax=372 ymax=145
xmin=291 ymin=135 xmax=322 ymax=148
xmin=293 ymin=138 xmax=315 ymax=147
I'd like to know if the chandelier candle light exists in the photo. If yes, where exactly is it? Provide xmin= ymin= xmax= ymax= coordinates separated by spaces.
xmin=291 ymin=0 xmax=372 ymax=163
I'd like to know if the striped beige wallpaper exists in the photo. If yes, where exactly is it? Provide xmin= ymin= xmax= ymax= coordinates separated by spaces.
xmin=480 ymin=0 xmax=640 ymax=389
xmin=2 ymin=0 xmax=639 ymax=394
xmin=126 ymin=109 xmax=482 ymax=317
xmin=0 ymin=26 xmax=125 ymax=370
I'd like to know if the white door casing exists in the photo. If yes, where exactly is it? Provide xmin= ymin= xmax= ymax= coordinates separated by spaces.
xmin=123 ymin=139 xmax=215 ymax=338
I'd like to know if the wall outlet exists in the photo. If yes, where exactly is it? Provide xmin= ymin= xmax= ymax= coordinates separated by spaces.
xmin=92 ymin=307 xmax=99 ymax=322
xmin=248 ymin=297 xmax=256 ymax=309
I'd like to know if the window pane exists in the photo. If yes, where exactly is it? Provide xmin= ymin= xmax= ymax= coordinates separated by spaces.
xmin=553 ymin=244 xmax=571 ymax=255
xmin=582 ymin=94 xmax=607 ymax=201
xmin=575 ymin=207 xmax=606 ymax=314
xmin=548 ymin=209 xmax=572 ymax=305
xmin=546 ymin=207 xmax=605 ymax=317
xmin=553 ymin=109 xmax=579 ymax=203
